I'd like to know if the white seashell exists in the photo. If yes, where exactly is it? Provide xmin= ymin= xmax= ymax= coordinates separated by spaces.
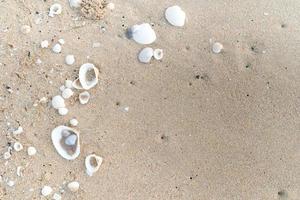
xmin=62 ymin=88 xmax=74 ymax=99
xmin=58 ymin=107 xmax=69 ymax=116
xmin=41 ymin=185 xmax=53 ymax=196
xmin=69 ymin=0 xmax=82 ymax=8
xmin=52 ymin=43 xmax=62 ymax=53
xmin=79 ymin=91 xmax=90 ymax=104
xmin=212 ymin=42 xmax=223 ymax=54
xmin=79 ymin=63 xmax=99 ymax=90
xmin=52 ymin=95 xmax=65 ymax=109
xmin=13 ymin=126 xmax=23 ymax=135
xmin=65 ymin=80 xmax=73 ymax=88
xmin=67 ymin=181 xmax=80 ymax=192
xmin=17 ymin=166 xmax=23 ymax=177
xmin=3 ymin=151 xmax=11 ymax=160
xmin=13 ymin=142 xmax=23 ymax=152
xmin=53 ymin=193 xmax=62 ymax=200
xmin=138 ymin=47 xmax=153 ymax=63
xmin=41 ymin=40 xmax=49 ymax=48
xmin=20 ymin=25 xmax=31 ymax=34
xmin=49 ymin=4 xmax=62 ymax=17
xmin=51 ymin=126 xmax=80 ymax=160
xmin=65 ymin=55 xmax=75 ymax=65
xmin=107 ymin=3 xmax=115 ymax=10
xmin=58 ymin=39 xmax=65 ymax=45
xmin=153 ymin=49 xmax=163 ymax=60
xmin=70 ymin=118 xmax=78 ymax=126
xmin=165 ymin=6 xmax=186 ymax=27
xmin=59 ymin=85 xmax=66 ymax=92
xmin=85 ymin=154 xmax=103 ymax=176
xmin=72 ymin=78 xmax=84 ymax=90
xmin=27 ymin=146 xmax=37 ymax=156
xmin=128 ymin=23 xmax=156 ymax=45
xmin=7 ymin=180 xmax=15 ymax=187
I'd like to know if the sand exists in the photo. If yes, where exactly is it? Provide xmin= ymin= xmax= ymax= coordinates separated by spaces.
xmin=0 ymin=0 xmax=299 ymax=199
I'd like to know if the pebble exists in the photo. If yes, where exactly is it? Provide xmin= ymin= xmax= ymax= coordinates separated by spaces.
xmin=41 ymin=186 xmax=53 ymax=196
xmin=13 ymin=126 xmax=24 ymax=135
xmin=52 ymin=95 xmax=65 ymax=109
xmin=53 ymin=193 xmax=62 ymax=200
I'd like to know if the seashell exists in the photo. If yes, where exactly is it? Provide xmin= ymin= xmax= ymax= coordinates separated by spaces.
xmin=41 ymin=40 xmax=49 ymax=48
xmin=69 ymin=0 xmax=82 ymax=8
xmin=107 ymin=3 xmax=115 ymax=10
xmin=52 ymin=43 xmax=62 ymax=53
xmin=51 ymin=126 xmax=80 ymax=160
xmin=138 ymin=47 xmax=153 ymax=63
xmin=58 ymin=38 xmax=65 ymax=45
xmin=62 ymin=88 xmax=74 ymax=99
xmin=153 ymin=49 xmax=163 ymax=60
xmin=58 ymin=107 xmax=69 ymax=116
xmin=79 ymin=63 xmax=99 ymax=90
xmin=85 ymin=154 xmax=103 ymax=176
xmin=212 ymin=42 xmax=223 ymax=54
xmin=72 ymin=78 xmax=84 ymax=90
xmin=27 ymin=146 xmax=37 ymax=156
xmin=3 ymin=151 xmax=11 ymax=160
xmin=7 ymin=180 xmax=15 ymax=187
xmin=70 ymin=118 xmax=78 ymax=127
xmin=165 ymin=6 xmax=186 ymax=27
xmin=52 ymin=95 xmax=65 ymax=109
xmin=13 ymin=142 xmax=23 ymax=152
xmin=13 ymin=126 xmax=23 ymax=135
xmin=16 ymin=166 xmax=23 ymax=177
xmin=65 ymin=80 xmax=73 ymax=88
xmin=49 ymin=4 xmax=62 ymax=17
xmin=59 ymin=85 xmax=66 ymax=92
xmin=67 ymin=181 xmax=80 ymax=192
xmin=79 ymin=91 xmax=90 ymax=105
xmin=65 ymin=55 xmax=75 ymax=65
xmin=128 ymin=23 xmax=156 ymax=45
xmin=53 ymin=193 xmax=62 ymax=200
xmin=41 ymin=185 xmax=53 ymax=196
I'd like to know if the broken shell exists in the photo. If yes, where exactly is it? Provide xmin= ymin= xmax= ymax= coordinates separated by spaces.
xmin=51 ymin=126 xmax=80 ymax=160
xmin=53 ymin=193 xmax=62 ymax=200
xmin=65 ymin=55 xmax=75 ymax=65
xmin=41 ymin=185 xmax=53 ymax=196
xmin=128 ymin=23 xmax=156 ymax=45
xmin=67 ymin=181 xmax=80 ymax=192
xmin=85 ymin=154 xmax=103 ymax=176
xmin=62 ymin=88 xmax=74 ymax=99
xmin=27 ymin=146 xmax=37 ymax=156
xmin=65 ymin=80 xmax=73 ymax=88
xmin=212 ymin=42 xmax=223 ymax=54
xmin=70 ymin=118 xmax=79 ymax=127
xmin=69 ymin=0 xmax=82 ymax=8
xmin=13 ymin=126 xmax=23 ymax=135
xmin=59 ymin=85 xmax=66 ymax=92
xmin=138 ymin=47 xmax=154 ymax=63
xmin=41 ymin=40 xmax=49 ymax=48
xmin=79 ymin=63 xmax=99 ymax=90
xmin=49 ymin=4 xmax=62 ymax=17
xmin=58 ymin=107 xmax=69 ymax=116
xmin=3 ymin=151 xmax=11 ymax=160
xmin=72 ymin=78 xmax=84 ymax=90
xmin=153 ymin=49 xmax=163 ymax=60
xmin=52 ymin=43 xmax=62 ymax=53
xmin=17 ymin=166 xmax=23 ymax=177
xmin=165 ymin=6 xmax=186 ymax=27
xmin=79 ymin=91 xmax=90 ymax=104
xmin=58 ymin=38 xmax=65 ymax=45
xmin=52 ymin=95 xmax=65 ymax=109
xmin=13 ymin=142 xmax=23 ymax=152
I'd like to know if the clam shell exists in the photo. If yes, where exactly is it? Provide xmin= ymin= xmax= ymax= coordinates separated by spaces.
xmin=165 ymin=6 xmax=186 ymax=27
xmin=79 ymin=63 xmax=99 ymax=90
xmin=79 ymin=91 xmax=90 ymax=105
xmin=85 ymin=154 xmax=103 ymax=176
xmin=128 ymin=23 xmax=156 ymax=45
xmin=138 ymin=47 xmax=154 ymax=63
xmin=51 ymin=126 xmax=80 ymax=160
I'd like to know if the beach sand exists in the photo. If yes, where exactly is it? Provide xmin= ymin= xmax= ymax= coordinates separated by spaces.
xmin=0 ymin=0 xmax=299 ymax=199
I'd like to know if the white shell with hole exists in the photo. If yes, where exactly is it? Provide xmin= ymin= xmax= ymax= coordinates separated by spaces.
xmin=153 ymin=49 xmax=163 ymax=60
xmin=138 ymin=47 xmax=153 ymax=63
xmin=130 ymin=23 xmax=156 ymax=45
xmin=165 ymin=6 xmax=186 ymax=27
xmin=79 ymin=91 xmax=90 ymax=104
xmin=85 ymin=154 xmax=103 ymax=176
xmin=51 ymin=126 xmax=80 ymax=160
xmin=79 ymin=63 xmax=99 ymax=90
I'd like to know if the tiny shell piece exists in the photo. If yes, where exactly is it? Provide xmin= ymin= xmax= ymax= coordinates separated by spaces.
xmin=69 ymin=0 xmax=82 ymax=8
xmin=165 ymin=6 xmax=186 ymax=27
xmin=65 ymin=80 xmax=73 ymax=88
xmin=67 ymin=181 xmax=80 ymax=192
xmin=49 ymin=4 xmax=62 ymax=17
xmin=62 ymin=88 xmax=74 ymax=99
xmin=53 ymin=193 xmax=62 ymax=200
xmin=41 ymin=40 xmax=49 ymax=48
xmin=107 ymin=3 xmax=115 ymax=10
xmin=138 ymin=47 xmax=154 ymax=64
xmin=70 ymin=118 xmax=78 ymax=126
xmin=41 ymin=186 xmax=53 ymax=196
xmin=153 ymin=49 xmax=163 ymax=60
xmin=128 ymin=23 xmax=157 ymax=45
xmin=58 ymin=107 xmax=69 ymax=116
xmin=212 ymin=42 xmax=223 ymax=54
xmin=52 ymin=44 xmax=62 ymax=53
xmin=13 ymin=142 xmax=23 ymax=152
xmin=13 ymin=126 xmax=23 ymax=135
xmin=79 ymin=91 xmax=90 ymax=105
xmin=65 ymin=55 xmax=75 ymax=65
xmin=52 ymin=95 xmax=65 ymax=109
xmin=27 ymin=146 xmax=37 ymax=156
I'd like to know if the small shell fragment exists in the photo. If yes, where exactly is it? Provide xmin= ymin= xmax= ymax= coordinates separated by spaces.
xmin=41 ymin=186 xmax=53 ymax=196
xmin=138 ymin=47 xmax=153 ymax=64
xmin=20 ymin=25 xmax=31 ymax=34
xmin=49 ymin=4 xmax=62 ymax=17
xmin=58 ymin=107 xmax=69 ymax=116
xmin=212 ymin=42 xmax=223 ymax=54
xmin=79 ymin=63 xmax=99 ymax=90
xmin=52 ymin=44 xmax=62 ymax=53
xmin=41 ymin=40 xmax=49 ymax=48
xmin=27 ymin=146 xmax=37 ymax=156
xmin=13 ymin=126 xmax=24 ymax=135
xmin=62 ymin=88 xmax=74 ymax=99
xmin=52 ymin=95 xmax=65 ymax=109
xmin=107 ymin=3 xmax=115 ymax=10
xmin=153 ymin=49 xmax=163 ymax=60
xmin=13 ymin=142 xmax=23 ymax=152
xmin=65 ymin=55 xmax=75 ymax=65
xmin=79 ymin=91 xmax=90 ymax=105
xmin=53 ymin=193 xmax=62 ymax=200
xmin=70 ymin=118 xmax=79 ymax=127
xmin=69 ymin=0 xmax=82 ymax=8
xmin=85 ymin=154 xmax=103 ymax=176
xmin=65 ymin=80 xmax=73 ymax=89
xmin=67 ymin=181 xmax=80 ymax=192
xmin=128 ymin=23 xmax=156 ymax=45
xmin=165 ymin=6 xmax=186 ymax=27
xmin=58 ymin=39 xmax=65 ymax=45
